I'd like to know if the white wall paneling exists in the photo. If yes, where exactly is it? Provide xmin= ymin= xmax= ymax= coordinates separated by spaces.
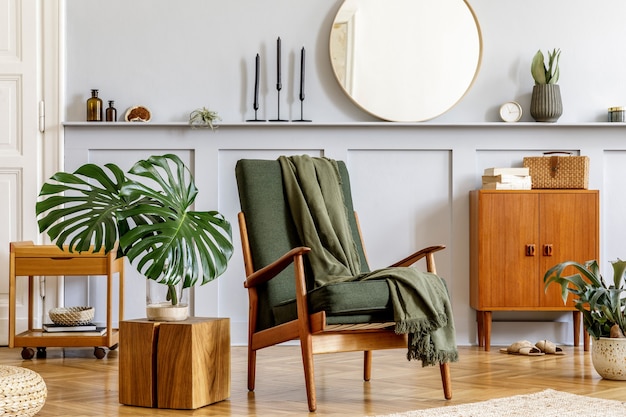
xmin=63 ymin=122 xmax=626 ymax=346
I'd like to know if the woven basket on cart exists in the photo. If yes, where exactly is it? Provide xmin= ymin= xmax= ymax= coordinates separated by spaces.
xmin=48 ymin=306 xmax=95 ymax=326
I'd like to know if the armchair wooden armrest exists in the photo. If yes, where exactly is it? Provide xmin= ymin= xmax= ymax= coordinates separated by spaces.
xmin=244 ymin=246 xmax=311 ymax=288
xmin=388 ymin=245 xmax=446 ymax=273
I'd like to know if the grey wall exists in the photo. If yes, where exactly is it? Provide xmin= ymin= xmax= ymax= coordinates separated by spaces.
xmin=65 ymin=0 xmax=626 ymax=124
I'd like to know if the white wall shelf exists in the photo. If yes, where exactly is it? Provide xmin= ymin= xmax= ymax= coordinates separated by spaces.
xmin=63 ymin=121 xmax=626 ymax=128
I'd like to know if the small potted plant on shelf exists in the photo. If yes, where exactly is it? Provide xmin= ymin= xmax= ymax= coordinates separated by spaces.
xmin=544 ymin=259 xmax=626 ymax=380
xmin=36 ymin=154 xmax=234 ymax=321
xmin=189 ymin=107 xmax=221 ymax=130
xmin=530 ymin=48 xmax=562 ymax=122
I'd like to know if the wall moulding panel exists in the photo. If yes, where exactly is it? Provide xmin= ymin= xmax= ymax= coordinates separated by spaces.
xmin=63 ymin=123 xmax=626 ymax=346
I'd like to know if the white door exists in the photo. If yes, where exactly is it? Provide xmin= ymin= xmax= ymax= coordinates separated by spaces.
xmin=0 ymin=0 xmax=61 ymax=345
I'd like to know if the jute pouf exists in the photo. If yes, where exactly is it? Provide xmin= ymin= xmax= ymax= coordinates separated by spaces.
xmin=0 ymin=366 xmax=47 ymax=416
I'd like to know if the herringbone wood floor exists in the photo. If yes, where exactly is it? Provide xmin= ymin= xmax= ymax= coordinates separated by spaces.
xmin=2 ymin=344 xmax=625 ymax=416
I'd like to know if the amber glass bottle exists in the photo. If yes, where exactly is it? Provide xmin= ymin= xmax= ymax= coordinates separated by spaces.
xmin=105 ymin=100 xmax=117 ymax=122
xmin=86 ymin=89 xmax=103 ymax=121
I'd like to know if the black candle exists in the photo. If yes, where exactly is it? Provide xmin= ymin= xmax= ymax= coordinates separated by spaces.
xmin=254 ymin=54 xmax=260 ymax=110
xmin=299 ymin=47 xmax=305 ymax=101
xmin=276 ymin=37 xmax=282 ymax=90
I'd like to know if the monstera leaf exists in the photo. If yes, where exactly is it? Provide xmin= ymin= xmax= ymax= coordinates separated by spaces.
xmin=36 ymin=154 xmax=233 ymax=289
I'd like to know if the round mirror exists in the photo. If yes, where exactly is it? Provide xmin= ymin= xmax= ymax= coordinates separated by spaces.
xmin=329 ymin=0 xmax=482 ymax=122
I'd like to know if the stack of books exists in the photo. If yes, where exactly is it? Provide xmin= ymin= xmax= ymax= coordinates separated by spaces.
xmin=42 ymin=323 xmax=106 ymax=335
xmin=482 ymin=167 xmax=531 ymax=190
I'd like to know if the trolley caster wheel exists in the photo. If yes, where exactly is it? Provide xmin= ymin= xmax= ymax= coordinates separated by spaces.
xmin=108 ymin=343 xmax=118 ymax=351
xmin=21 ymin=347 xmax=35 ymax=360
xmin=94 ymin=347 xmax=106 ymax=359
xmin=36 ymin=347 xmax=47 ymax=359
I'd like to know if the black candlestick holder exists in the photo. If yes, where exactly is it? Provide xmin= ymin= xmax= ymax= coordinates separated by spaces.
xmin=269 ymin=86 xmax=287 ymax=122
xmin=246 ymin=107 xmax=266 ymax=122
xmin=246 ymin=53 xmax=266 ymax=122
xmin=292 ymin=100 xmax=311 ymax=122
xmin=246 ymin=83 xmax=266 ymax=122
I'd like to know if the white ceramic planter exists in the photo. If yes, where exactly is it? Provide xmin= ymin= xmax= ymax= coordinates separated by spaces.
xmin=591 ymin=337 xmax=626 ymax=380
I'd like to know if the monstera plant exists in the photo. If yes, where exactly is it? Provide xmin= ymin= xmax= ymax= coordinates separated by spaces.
xmin=35 ymin=154 xmax=233 ymax=320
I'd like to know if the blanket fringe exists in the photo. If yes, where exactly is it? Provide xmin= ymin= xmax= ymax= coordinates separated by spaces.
xmin=395 ymin=313 xmax=458 ymax=367
xmin=394 ymin=313 xmax=448 ymax=336
xmin=408 ymin=332 xmax=459 ymax=367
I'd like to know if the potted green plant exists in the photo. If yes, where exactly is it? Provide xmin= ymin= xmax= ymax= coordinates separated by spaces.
xmin=35 ymin=154 xmax=233 ymax=321
xmin=544 ymin=259 xmax=626 ymax=380
xmin=530 ymin=48 xmax=563 ymax=122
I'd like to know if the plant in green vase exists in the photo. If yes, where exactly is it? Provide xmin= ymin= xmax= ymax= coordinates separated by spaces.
xmin=530 ymin=48 xmax=563 ymax=122
xmin=35 ymin=154 xmax=234 ymax=321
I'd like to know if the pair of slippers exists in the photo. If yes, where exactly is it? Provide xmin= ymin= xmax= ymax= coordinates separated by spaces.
xmin=499 ymin=340 xmax=565 ymax=356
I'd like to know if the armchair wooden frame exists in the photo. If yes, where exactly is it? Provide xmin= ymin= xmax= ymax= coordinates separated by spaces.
xmin=239 ymin=212 xmax=452 ymax=412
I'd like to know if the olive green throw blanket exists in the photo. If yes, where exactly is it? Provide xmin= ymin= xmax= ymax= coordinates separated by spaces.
xmin=278 ymin=155 xmax=458 ymax=367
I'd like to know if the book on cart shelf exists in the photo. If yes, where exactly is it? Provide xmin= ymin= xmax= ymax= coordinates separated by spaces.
xmin=43 ymin=323 xmax=104 ymax=333
xmin=42 ymin=326 xmax=107 ymax=336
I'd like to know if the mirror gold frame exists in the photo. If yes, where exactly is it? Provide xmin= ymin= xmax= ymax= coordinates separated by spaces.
xmin=329 ymin=0 xmax=482 ymax=122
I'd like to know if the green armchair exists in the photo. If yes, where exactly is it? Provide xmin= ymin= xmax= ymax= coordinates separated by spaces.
xmin=235 ymin=158 xmax=452 ymax=412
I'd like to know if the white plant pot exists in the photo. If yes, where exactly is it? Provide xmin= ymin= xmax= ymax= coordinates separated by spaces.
xmin=591 ymin=337 xmax=626 ymax=380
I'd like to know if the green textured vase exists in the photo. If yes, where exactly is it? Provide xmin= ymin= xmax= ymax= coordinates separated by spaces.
xmin=530 ymin=84 xmax=563 ymax=122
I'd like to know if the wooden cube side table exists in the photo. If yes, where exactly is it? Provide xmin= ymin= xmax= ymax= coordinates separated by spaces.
xmin=119 ymin=317 xmax=230 ymax=409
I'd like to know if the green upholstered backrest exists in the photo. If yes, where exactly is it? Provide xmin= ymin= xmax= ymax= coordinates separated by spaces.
xmin=235 ymin=158 xmax=370 ymax=331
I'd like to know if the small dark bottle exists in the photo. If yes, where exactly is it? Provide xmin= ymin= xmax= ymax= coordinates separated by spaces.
xmin=105 ymin=100 xmax=117 ymax=122
xmin=86 ymin=89 xmax=103 ymax=121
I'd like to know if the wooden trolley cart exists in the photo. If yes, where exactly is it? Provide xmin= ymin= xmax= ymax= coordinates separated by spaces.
xmin=9 ymin=241 xmax=124 ymax=359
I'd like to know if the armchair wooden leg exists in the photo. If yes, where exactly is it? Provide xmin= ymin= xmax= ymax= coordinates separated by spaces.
xmin=439 ymin=362 xmax=452 ymax=400
xmin=363 ymin=351 xmax=372 ymax=381
xmin=247 ymin=347 xmax=257 ymax=391
xmin=300 ymin=334 xmax=317 ymax=412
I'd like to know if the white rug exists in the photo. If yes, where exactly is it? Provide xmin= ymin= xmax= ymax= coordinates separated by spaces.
xmin=374 ymin=389 xmax=626 ymax=417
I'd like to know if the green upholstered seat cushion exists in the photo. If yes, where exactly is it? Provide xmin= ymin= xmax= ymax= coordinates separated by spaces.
xmin=235 ymin=158 xmax=374 ymax=331
xmin=272 ymin=279 xmax=394 ymax=326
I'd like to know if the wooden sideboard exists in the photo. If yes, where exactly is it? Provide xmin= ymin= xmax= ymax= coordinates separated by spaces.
xmin=469 ymin=190 xmax=599 ymax=351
